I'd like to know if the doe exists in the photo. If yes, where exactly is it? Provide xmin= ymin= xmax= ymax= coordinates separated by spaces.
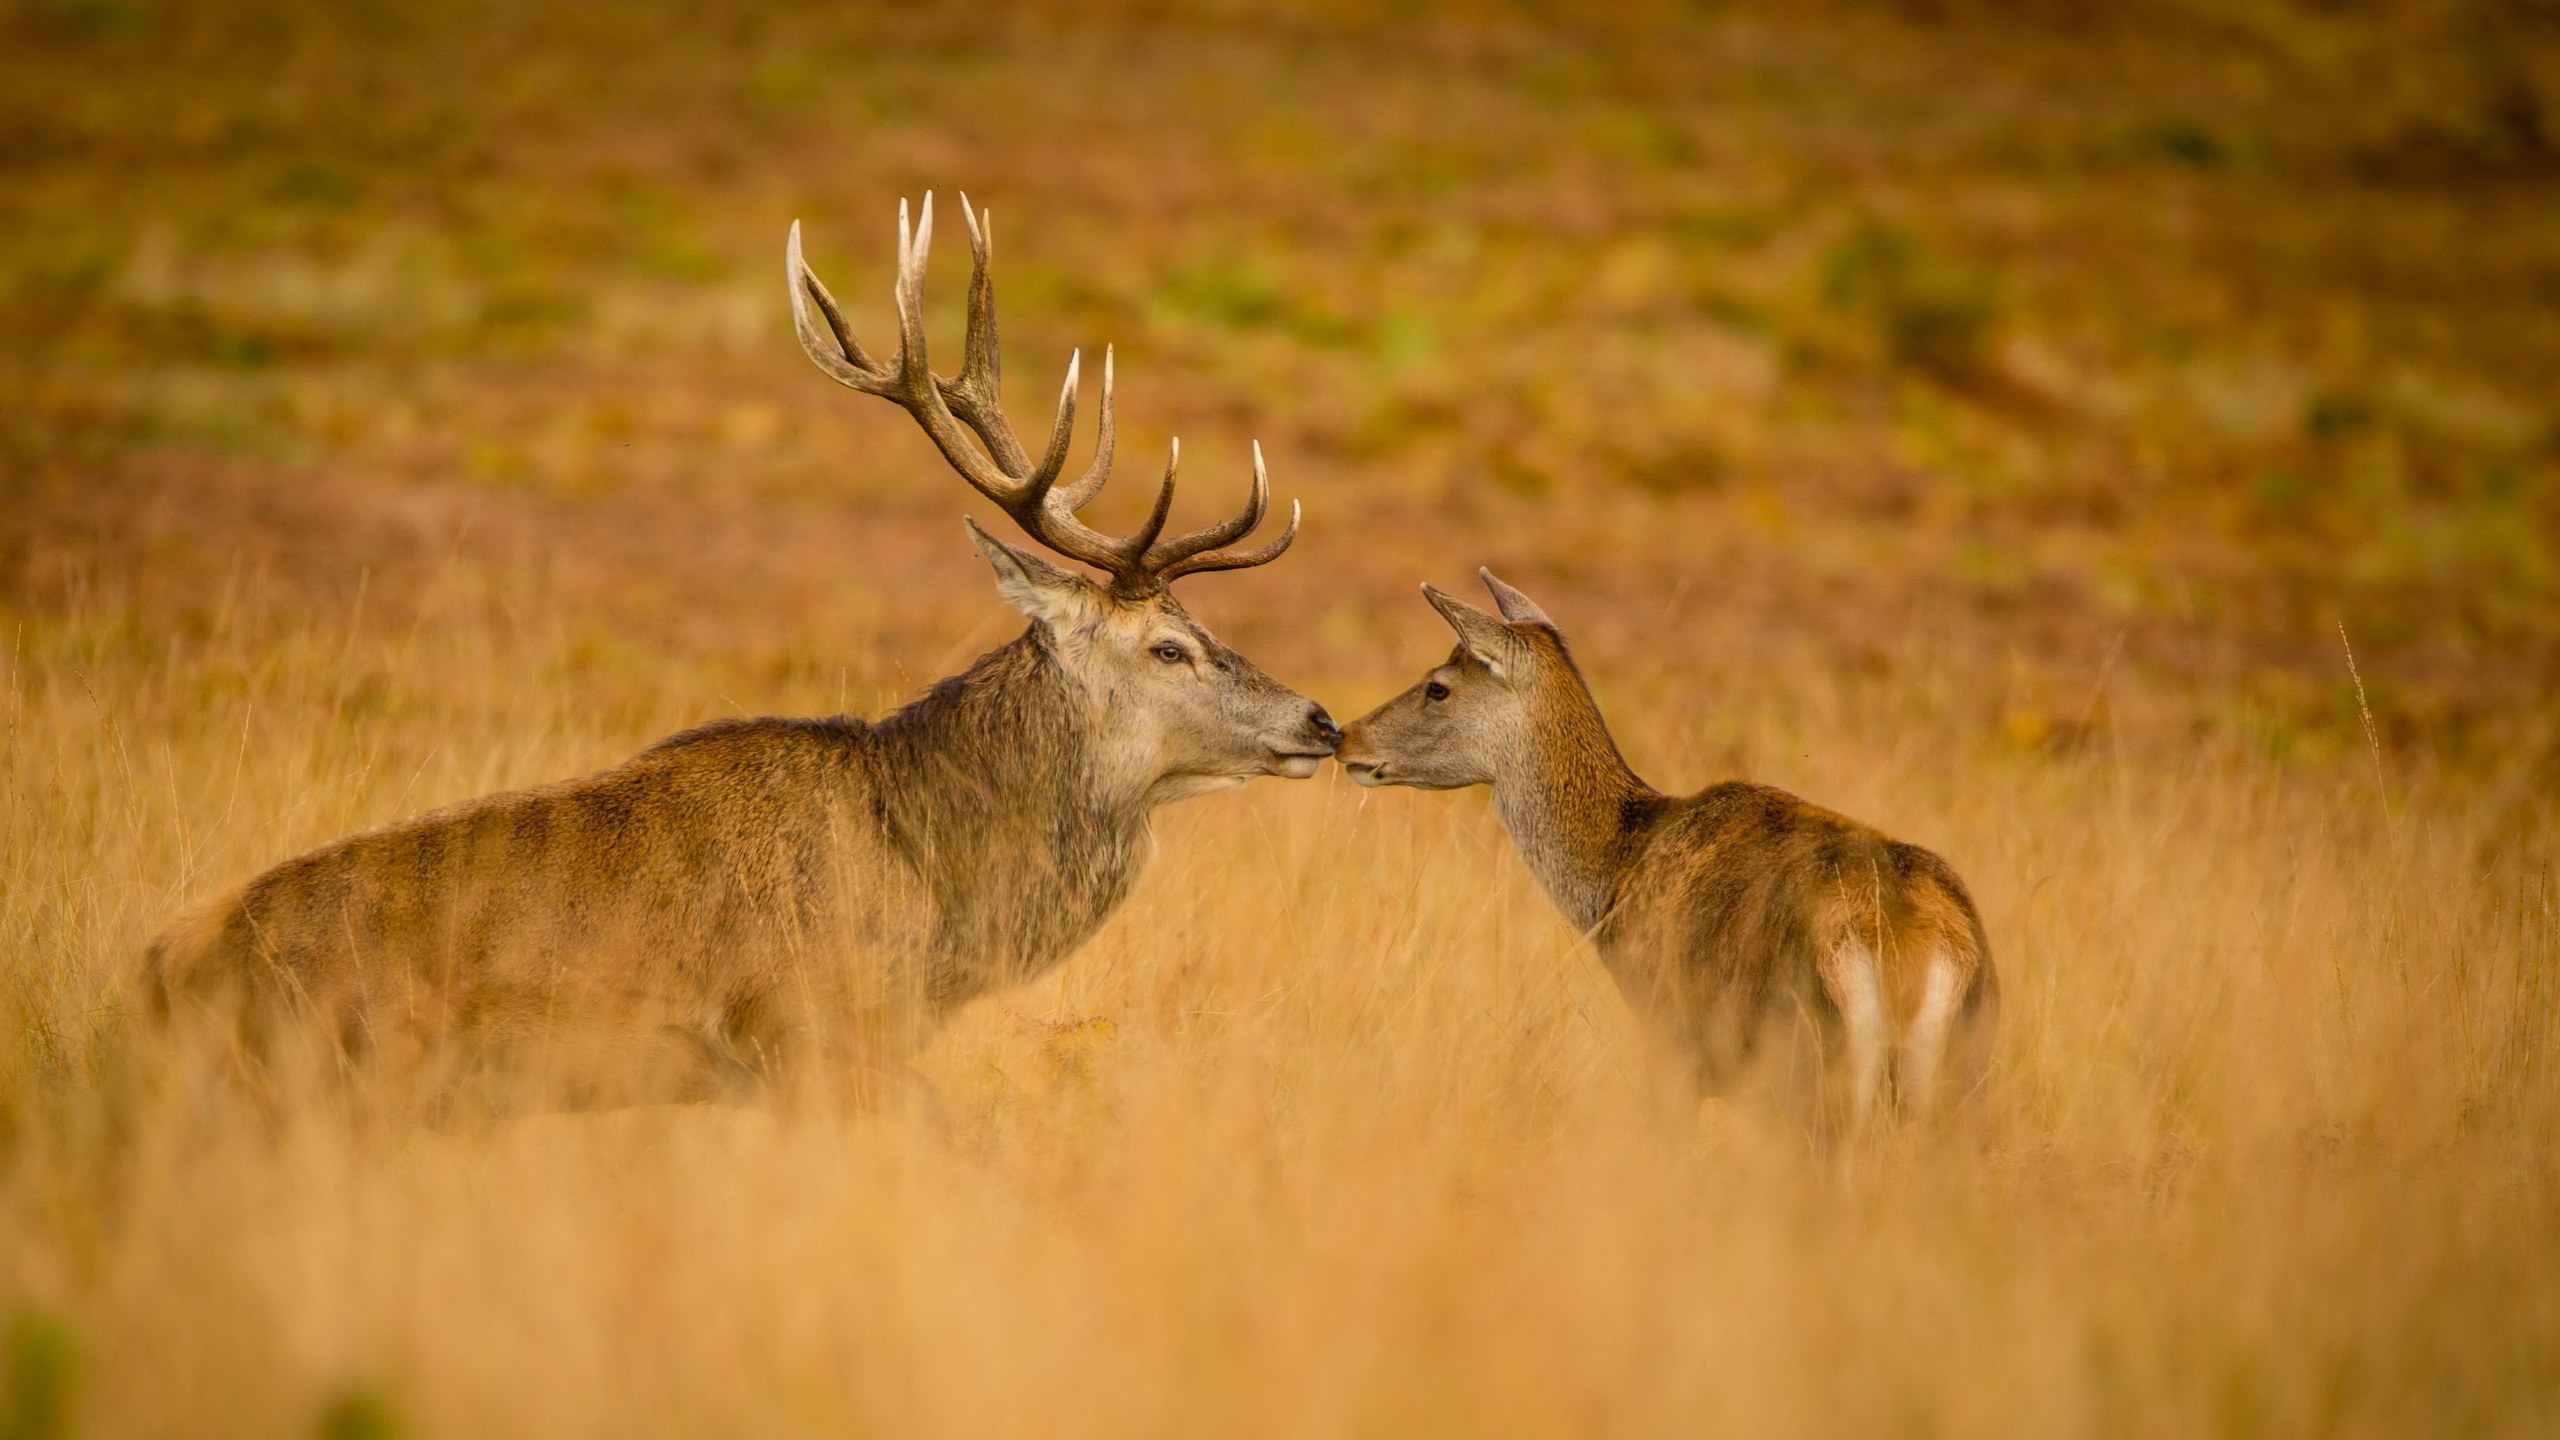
xmin=1336 ymin=572 xmax=1995 ymax=1140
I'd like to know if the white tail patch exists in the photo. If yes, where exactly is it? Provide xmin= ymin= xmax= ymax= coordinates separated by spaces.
xmin=1821 ymin=938 xmax=1889 ymax=1129
xmin=1897 ymin=949 xmax=1965 ymax=1118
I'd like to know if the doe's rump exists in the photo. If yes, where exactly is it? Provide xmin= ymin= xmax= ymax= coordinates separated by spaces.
xmin=1600 ymin=783 xmax=1996 ymax=1133
xmin=1806 ymin=841 xmax=1996 ymax=1128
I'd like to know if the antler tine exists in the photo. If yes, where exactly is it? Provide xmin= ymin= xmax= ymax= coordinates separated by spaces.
xmin=1049 ymin=346 xmax=1117 ymax=516
xmin=891 ymin=195 xmax=931 ymax=392
xmin=912 ymin=197 xmax=1076 ymax=513
xmin=888 ymin=197 xmax=1130 ymax=571
xmin=1018 ymin=348 xmax=1172 ymax=580
xmin=792 ymin=199 xmax=1305 ymax=593
xmin=797 ymin=197 xmax=1050 ymax=515
xmin=906 ymin=196 xmax=1095 ymax=540
xmin=1022 ymin=352 xmax=1080 ymax=499
xmin=934 ymin=195 xmax=1034 ymax=477
xmin=1153 ymin=444 xmax=1300 ymax=581
xmin=1143 ymin=437 xmax=1271 ymax=570
xmin=970 ymin=348 xmax=1128 ymax=574
xmin=831 ymin=193 xmax=1056 ymax=518
xmin=1118 ymin=437 xmax=1180 ymax=562
xmin=952 ymin=196 xmax=1002 ymax=402
xmin=1158 ymin=495 xmax=1302 ymax=582
xmin=1039 ymin=348 xmax=1193 ymax=589
xmin=788 ymin=221 xmax=889 ymax=393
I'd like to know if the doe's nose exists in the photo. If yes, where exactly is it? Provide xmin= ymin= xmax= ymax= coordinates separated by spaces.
xmin=1308 ymin=704 xmax=1341 ymax=749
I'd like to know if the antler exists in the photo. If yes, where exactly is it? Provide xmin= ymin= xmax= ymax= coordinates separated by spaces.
xmin=788 ymin=194 xmax=1299 ymax=598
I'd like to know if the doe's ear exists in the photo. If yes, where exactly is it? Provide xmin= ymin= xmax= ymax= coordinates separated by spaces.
xmin=1478 ymin=567 xmax=1556 ymax=627
xmin=1422 ymin=582 xmax=1521 ymax=680
xmin=964 ymin=517 xmax=1098 ymax=627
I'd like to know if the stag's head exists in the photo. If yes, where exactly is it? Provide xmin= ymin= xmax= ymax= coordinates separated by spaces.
xmin=789 ymin=195 xmax=1337 ymax=802
xmin=1336 ymin=570 xmax=1577 ymax=791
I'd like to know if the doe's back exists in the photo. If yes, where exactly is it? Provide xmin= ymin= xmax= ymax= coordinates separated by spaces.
xmin=1600 ymin=781 xmax=1997 ymax=1128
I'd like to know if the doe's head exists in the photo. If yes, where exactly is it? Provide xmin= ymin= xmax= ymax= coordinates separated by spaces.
xmin=1337 ymin=568 xmax=1572 ymax=791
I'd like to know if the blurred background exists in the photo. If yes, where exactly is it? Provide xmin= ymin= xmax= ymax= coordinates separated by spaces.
xmin=5 ymin=3 xmax=2560 ymax=1437
xmin=6 ymin=0 xmax=2556 ymax=758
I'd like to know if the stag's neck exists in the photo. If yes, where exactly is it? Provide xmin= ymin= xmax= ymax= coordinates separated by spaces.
xmin=878 ymin=629 xmax=1155 ymax=826
xmin=1490 ymin=675 xmax=1659 ymax=935
xmin=869 ymin=632 xmax=1156 ymax=979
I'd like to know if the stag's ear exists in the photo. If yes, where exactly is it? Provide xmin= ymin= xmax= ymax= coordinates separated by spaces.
xmin=1478 ymin=567 xmax=1556 ymax=627
xmin=1423 ymin=583 xmax=1521 ymax=680
xmin=965 ymin=518 xmax=1098 ymax=627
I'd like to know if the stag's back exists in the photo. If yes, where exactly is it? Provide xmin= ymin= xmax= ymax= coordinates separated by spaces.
xmin=148 ymin=716 xmax=936 ymax=1100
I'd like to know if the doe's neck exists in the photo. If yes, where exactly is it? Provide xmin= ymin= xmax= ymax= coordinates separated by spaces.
xmin=1487 ymin=671 xmax=1656 ymax=933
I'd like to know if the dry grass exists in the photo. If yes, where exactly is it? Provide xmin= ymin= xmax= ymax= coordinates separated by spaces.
xmin=7 ymin=597 xmax=2555 ymax=1437
xmin=5 ymin=2 xmax=2559 ymax=1435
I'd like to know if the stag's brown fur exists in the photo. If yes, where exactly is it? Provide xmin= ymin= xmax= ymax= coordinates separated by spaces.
xmin=1337 ymin=572 xmax=1996 ymax=1137
xmin=154 ymin=545 xmax=1341 ymax=1096
xmin=145 ymin=196 xmax=1336 ymax=1107
xmin=153 ymin=563 xmax=1332 ymax=1107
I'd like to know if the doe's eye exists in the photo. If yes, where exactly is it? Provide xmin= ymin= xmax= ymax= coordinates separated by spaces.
xmin=1152 ymin=644 xmax=1187 ymax=664
xmin=1425 ymin=680 xmax=1450 ymax=701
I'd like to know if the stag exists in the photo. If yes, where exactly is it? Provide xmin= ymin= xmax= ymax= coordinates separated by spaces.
xmin=1336 ymin=572 xmax=1995 ymax=1140
xmin=148 ymin=194 xmax=1337 ymax=1109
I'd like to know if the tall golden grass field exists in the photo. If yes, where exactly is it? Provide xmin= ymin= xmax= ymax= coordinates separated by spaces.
xmin=4 ymin=3 xmax=2557 ymax=1435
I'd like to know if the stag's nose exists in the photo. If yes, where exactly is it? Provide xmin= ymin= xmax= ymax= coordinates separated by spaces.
xmin=1308 ymin=704 xmax=1341 ymax=751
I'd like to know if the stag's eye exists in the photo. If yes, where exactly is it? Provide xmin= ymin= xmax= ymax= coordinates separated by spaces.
xmin=1425 ymin=681 xmax=1450 ymax=701
xmin=1151 ymin=644 xmax=1187 ymax=664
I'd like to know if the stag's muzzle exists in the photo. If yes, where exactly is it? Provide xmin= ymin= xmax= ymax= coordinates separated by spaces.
xmin=1263 ymin=703 xmax=1338 ymax=779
